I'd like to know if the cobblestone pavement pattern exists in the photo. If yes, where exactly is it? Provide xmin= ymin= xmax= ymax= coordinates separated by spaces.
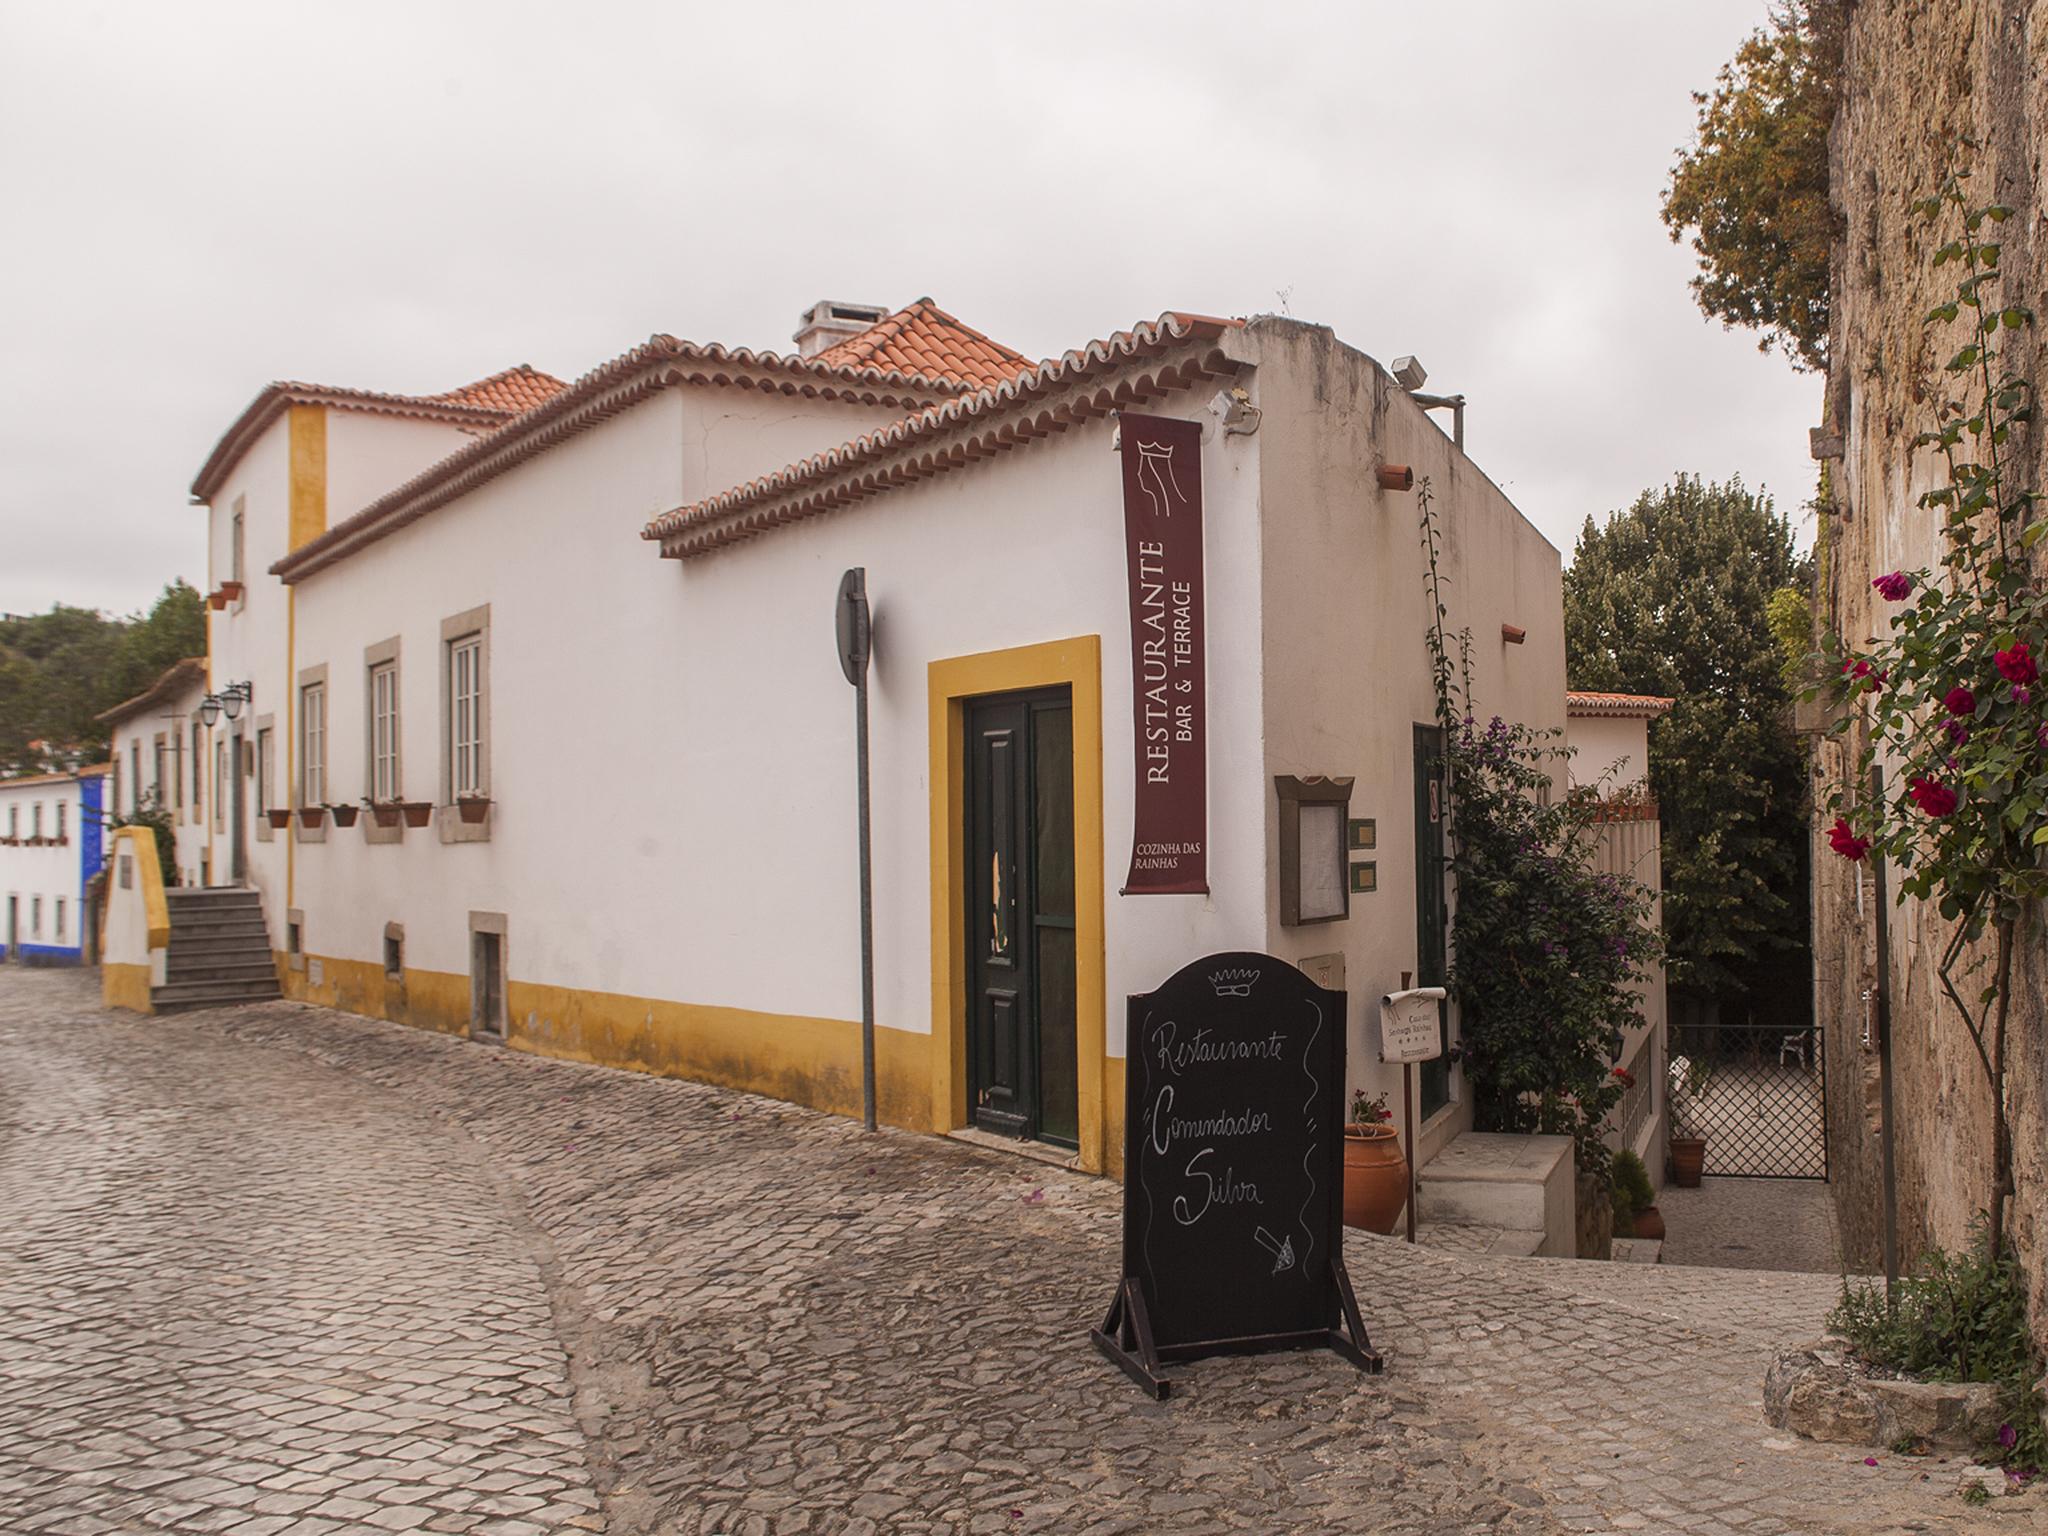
xmin=1658 ymin=1177 xmax=1844 ymax=1274
xmin=0 ymin=969 xmax=2020 ymax=1535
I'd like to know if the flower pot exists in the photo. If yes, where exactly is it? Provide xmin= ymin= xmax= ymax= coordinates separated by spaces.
xmin=1341 ymin=1125 xmax=1408 ymax=1234
xmin=296 ymin=806 xmax=326 ymax=830
xmin=328 ymin=804 xmax=358 ymax=828
xmin=207 ymin=589 xmax=230 ymax=610
xmin=1670 ymin=1136 xmax=1706 ymax=1188
xmin=266 ymin=809 xmax=292 ymax=830
xmin=1634 ymin=1205 xmax=1666 ymax=1241
xmin=456 ymin=796 xmax=491 ymax=825
xmin=370 ymin=802 xmax=402 ymax=828
xmin=400 ymin=801 xmax=433 ymax=828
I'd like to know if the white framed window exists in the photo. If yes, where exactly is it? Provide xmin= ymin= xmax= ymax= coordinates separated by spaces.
xmin=54 ymin=899 xmax=65 ymax=941
xmin=215 ymin=738 xmax=227 ymax=832
xmin=55 ymin=802 xmax=66 ymax=842
xmin=31 ymin=896 xmax=42 ymax=937
xmin=371 ymin=660 xmax=400 ymax=802
xmin=300 ymin=682 xmax=326 ymax=808
xmin=191 ymin=722 xmax=203 ymax=817
xmin=256 ymin=728 xmax=274 ymax=816
xmin=6 ymin=805 xmax=15 ymax=839
xmin=129 ymin=742 xmax=141 ymax=813
xmin=449 ymin=638 xmax=481 ymax=796
xmin=153 ymin=738 xmax=166 ymax=803
xmin=32 ymin=803 xmax=42 ymax=839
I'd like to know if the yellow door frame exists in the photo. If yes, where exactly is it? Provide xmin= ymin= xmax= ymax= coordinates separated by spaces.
xmin=928 ymin=635 xmax=1108 ymax=1172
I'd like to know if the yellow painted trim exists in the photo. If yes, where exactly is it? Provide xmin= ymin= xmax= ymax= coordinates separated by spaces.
xmin=279 ymin=954 xmax=933 ymax=1130
xmin=285 ymin=587 xmax=295 ymax=905
xmin=204 ymin=612 xmax=215 ymax=876
xmin=287 ymin=405 xmax=327 ymax=553
xmin=113 ymin=826 xmax=171 ymax=950
xmin=103 ymin=962 xmax=154 ymax=1014
xmin=927 ymin=635 xmax=1109 ymax=1172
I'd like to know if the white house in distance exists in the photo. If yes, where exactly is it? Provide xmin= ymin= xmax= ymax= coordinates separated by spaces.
xmin=101 ymin=656 xmax=209 ymax=889
xmin=124 ymin=296 xmax=1651 ymax=1214
xmin=0 ymin=763 xmax=108 ymax=963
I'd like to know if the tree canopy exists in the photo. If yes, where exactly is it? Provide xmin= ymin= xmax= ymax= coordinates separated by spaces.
xmin=1565 ymin=476 xmax=1811 ymax=1017
xmin=1661 ymin=1 xmax=1844 ymax=371
xmin=0 ymin=582 xmax=206 ymax=774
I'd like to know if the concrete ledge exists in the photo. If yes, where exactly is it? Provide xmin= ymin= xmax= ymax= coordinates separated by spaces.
xmin=1417 ymin=1133 xmax=1575 ymax=1256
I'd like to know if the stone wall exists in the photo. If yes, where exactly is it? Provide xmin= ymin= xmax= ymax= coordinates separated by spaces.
xmin=1817 ymin=0 xmax=2047 ymax=1344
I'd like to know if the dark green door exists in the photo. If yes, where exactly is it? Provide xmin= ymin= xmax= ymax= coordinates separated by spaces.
xmin=1413 ymin=724 xmax=1451 ymax=1116
xmin=965 ymin=689 xmax=1078 ymax=1146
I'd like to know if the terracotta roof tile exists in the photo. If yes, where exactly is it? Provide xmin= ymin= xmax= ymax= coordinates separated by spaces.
xmin=96 ymin=656 xmax=209 ymax=726
xmin=191 ymin=367 xmax=566 ymax=502
xmin=1565 ymin=691 xmax=1676 ymax=719
xmin=646 ymin=311 xmax=1244 ymax=558
xmin=813 ymin=299 xmax=1034 ymax=391
xmin=428 ymin=364 xmax=568 ymax=416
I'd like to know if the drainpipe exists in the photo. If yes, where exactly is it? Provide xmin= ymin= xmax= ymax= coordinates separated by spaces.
xmin=1870 ymin=763 xmax=1899 ymax=1300
xmin=1408 ymin=391 xmax=1466 ymax=452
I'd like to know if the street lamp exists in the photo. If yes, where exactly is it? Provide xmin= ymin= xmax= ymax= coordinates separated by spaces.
xmin=200 ymin=681 xmax=252 ymax=727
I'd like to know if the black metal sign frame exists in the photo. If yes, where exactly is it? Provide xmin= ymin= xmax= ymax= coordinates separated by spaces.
xmin=1091 ymin=951 xmax=1382 ymax=1399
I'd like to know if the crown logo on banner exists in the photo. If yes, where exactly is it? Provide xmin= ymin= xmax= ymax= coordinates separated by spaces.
xmin=1208 ymin=968 xmax=1260 ymax=997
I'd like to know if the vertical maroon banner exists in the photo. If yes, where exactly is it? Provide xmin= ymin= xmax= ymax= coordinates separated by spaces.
xmin=1118 ymin=413 xmax=1208 ymax=894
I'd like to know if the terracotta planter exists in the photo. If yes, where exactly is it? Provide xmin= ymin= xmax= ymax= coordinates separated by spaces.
xmin=400 ymin=802 xmax=433 ymax=829
xmin=456 ymin=796 xmax=491 ymax=825
xmin=1634 ymin=1205 xmax=1666 ymax=1241
xmin=296 ymin=806 xmax=326 ymax=830
xmin=370 ymin=802 xmax=402 ymax=828
xmin=1341 ymin=1125 xmax=1408 ymax=1234
xmin=1670 ymin=1136 xmax=1706 ymax=1188
xmin=207 ymin=589 xmax=230 ymax=610
xmin=328 ymin=804 xmax=358 ymax=827
xmin=266 ymin=808 xmax=292 ymax=829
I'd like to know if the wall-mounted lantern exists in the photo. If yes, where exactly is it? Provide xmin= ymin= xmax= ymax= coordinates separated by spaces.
xmin=198 ymin=680 xmax=252 ymax=727
xmin=1276 ymin=775 xmax=1355 ymax=926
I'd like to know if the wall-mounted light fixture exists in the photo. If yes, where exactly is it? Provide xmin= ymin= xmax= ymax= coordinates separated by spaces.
xmin=198 ymin=680 xmax=252 ymax=727
xmin=1391 ymin=353 xmax=1468 ymax=451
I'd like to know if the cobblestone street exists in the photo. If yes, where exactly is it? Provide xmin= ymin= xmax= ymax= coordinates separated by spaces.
xmin=0 ymin=968 xmax=2022 ymax=1535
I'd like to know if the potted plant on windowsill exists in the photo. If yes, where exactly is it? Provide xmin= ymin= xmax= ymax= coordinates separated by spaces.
xmin=456 ymin=794 xmax=491 ymax=825
xmin=368 ymin=799 xmax=402 ymax=829
xmin=1341 ymin=1089 xmax=1408 ymax=1234
xmin=207 ymin=582 xmax=244 ymax=610
xmin=296 ymin=805 xmax=326 ymax=830
xmin=1668 ymin=1055 xmax=1711 ymax=1188
xmin=266 ymin=808 xmax=292 ymax=830
xmin=327 ymin=802 xmax=358 ymax=828
xmin=399 ymin=801 xmax=433 ymax=829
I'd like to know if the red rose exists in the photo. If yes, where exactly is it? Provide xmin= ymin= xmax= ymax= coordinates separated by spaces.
xmin=1827 ymin=817 xmax=1870 ymax=861
xmin=1907 ymin=777 xmax=1959 ymax=817
xmin=1995 ymin=642 xmax=2038 ymax=685
xmin=1944 ymin=686 xmax=1977 ymax=716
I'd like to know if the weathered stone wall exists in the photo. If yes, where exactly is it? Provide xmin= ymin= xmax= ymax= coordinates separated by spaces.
xmin=1818 ymin=0 xmax=2047 ymax=1345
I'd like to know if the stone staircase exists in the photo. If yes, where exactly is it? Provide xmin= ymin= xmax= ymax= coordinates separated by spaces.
xmin=154 ymin=887 xmax=283 ymax=1014
xmin=1413 ymin=1132 xmax=1576 ymax=1258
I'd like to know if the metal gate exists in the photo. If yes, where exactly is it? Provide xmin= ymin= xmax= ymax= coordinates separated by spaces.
xmin=1669 ymin=1018 xmax=1828 ymax=1179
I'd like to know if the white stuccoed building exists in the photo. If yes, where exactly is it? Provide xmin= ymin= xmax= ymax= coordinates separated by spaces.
xmin=122 ymin=298 xmax=1620 ymax=1196
xmin=0 ymin=764 xmax=107 ymax=964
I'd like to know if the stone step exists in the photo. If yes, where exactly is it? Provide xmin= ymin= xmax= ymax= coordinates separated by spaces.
xmin=164 ymin=958 xmax=279 ymax=984
xmin=168 ymin=920 xmax=272 ymax=943
xmin=1415 ymin=1132 xmax=1576 ymax=1258
xmin=166 ymin=887 xmax=262 ymax=904
xmin=151 ymin=978 xmax=282 ymax=1012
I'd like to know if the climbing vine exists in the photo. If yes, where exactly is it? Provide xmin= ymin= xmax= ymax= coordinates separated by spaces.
xmin=1822 ymin=164 xmax=2042 ymax=1258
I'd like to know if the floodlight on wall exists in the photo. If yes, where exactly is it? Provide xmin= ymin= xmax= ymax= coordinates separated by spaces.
xmin=1392 ymin=353 xmax=1468 ymax=451
xmin=1391 ymin=355 xmax=1429 ymax=391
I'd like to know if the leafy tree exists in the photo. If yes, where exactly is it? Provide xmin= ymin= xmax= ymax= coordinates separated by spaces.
xmin=1565 ymin=475 xmax=1812 ymax=1021
xmin=1661 ymin=1 xmax=1845 ymax=371
xmin=0 ymin=581 xmax=206 ymax=774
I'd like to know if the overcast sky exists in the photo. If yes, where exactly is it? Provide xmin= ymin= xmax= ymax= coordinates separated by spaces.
xmin=0 ymin=2 xmax=1817 ymax=619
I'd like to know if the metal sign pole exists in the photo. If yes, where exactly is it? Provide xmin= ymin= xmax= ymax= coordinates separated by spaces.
xmin=1870 ymin=763 xmax=1897 ymax=1298
xmin=1403 ymin=1061 xmax=1417 ymax=1245
xmin=837 ymin=569 xmax=877 ymax=1133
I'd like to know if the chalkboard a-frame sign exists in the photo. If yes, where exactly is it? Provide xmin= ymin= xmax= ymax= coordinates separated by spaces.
xmin=1092 ymin=951 xmax=1382 ymax=1398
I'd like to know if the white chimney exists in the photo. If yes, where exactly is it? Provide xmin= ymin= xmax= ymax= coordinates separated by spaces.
xmin=792 ymin=299 xmax=889 ymax=358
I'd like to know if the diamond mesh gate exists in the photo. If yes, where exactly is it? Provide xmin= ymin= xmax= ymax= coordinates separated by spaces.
xmin=1669 ymin=1019 xmax=1828 ymax=1179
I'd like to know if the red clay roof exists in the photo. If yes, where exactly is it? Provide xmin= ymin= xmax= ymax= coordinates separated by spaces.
xmin=645 ymin=311 xmax=1244 ymax=559
xmin=271 ymin=336 xmax=976 ymax=585
xmin=1566 ymin=691 xmax=1676 ymax=719
xmin=191 ymin=373 xmax=556 ymax=504
xmin=813 ymin=299 xmax=1034 ymax=392
xmin=428 ymin=364 xmax=568 ymax=415
xmin=96 ymin=656 xmax=209 ymax=726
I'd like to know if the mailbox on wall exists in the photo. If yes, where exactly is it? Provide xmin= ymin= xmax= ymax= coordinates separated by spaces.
xmin=1275 ymin=775 xmax=1354 ymax=926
